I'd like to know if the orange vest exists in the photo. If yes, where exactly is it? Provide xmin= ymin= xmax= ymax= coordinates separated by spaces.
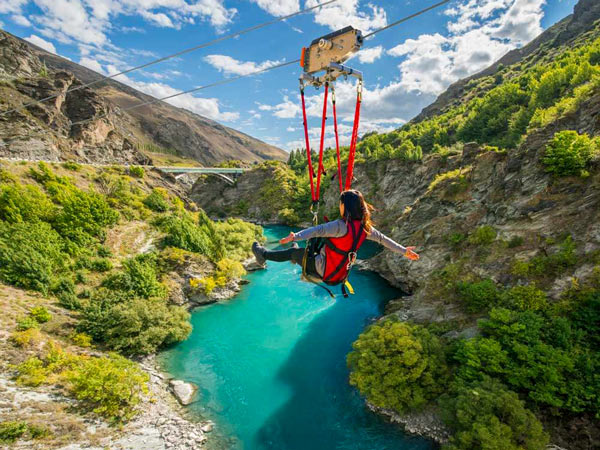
xmin=322 ymin=220 xmax=366 ymax=285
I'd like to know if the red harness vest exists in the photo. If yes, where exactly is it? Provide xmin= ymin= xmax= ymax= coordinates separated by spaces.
xmin=322 ymin=220 xmax=367 ymax=285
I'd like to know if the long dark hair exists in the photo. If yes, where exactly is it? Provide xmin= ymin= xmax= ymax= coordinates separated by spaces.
xmin=340 ymin=190 xmax=374 ymax=233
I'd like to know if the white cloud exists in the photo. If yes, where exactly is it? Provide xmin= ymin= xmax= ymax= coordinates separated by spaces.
xmin=79 ymin=56 xmax=105 ymax=73
xmin=24 ymin=34 xmax=57 ymax=53
xmin=250 ymin=0 xmax=299 ymax=17
xmin=11 ymin=14 xmax=31 ymax=26
xmin=387 ymin=0 xmax=546 ymax=95
xmin=0 ymin=0 xmax=27 ymax=14
xmin=204 ymin=55 xmax=284 ymax=76
xmin=106 ymin=65 xmax=239 ymax=123
xmin=6 ymin=0 xmax=237 ymax=51
xmin=304 ymin=0 xmax=387 ymax=35
xmin=357 ymin=45 xmax=383 ymax=64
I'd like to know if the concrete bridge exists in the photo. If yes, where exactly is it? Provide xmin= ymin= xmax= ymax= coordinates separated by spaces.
xmin=157 ymin=166 xmax=247 ymax=184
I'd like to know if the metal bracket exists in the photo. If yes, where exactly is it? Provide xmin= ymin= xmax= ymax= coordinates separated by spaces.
xmin=299 ymin=62 xmax=362 ymax=88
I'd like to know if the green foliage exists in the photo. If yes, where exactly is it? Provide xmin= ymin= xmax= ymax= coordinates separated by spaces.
xmin=16 ymin=316 xmax=39 ymax=331
xmin=29 ymin=306 xmax=51 ymax=323
xmin=456 ymin=279 xmax=501 ymax=313
xmin=156 ymin=212 xmax=224 ymax=261
xmin=468 ymin=226 xmax=497 ymax=246
xmin=102 ymin=254 xmax=166 ymax=299
xmin=0 ymin=183 xmax=55 ymax=223
xmin=502 ymin=285 xmax=547 ymax=311
xmin=347 ymin=320 xmax=448 ymax=414
xmin=193 ymin=258 xmax=246 ymax=294
xmin=507 ymin=236 xmax=524 ymax=248
xmin=458 ymin=83 xmax=530 ymax=148
xmin=441 ymin=378 xmax=549 ymax=450
xmin=52 ymin=186 xmax=119 ymax=244
xmin=128 ymin=166 xmax=145 ymax=178
xmin=15 ymin=344 xmax=149 ymax=423
xmin=80 ymin=293 xmax=191 ymax=355
xmin=213 ymin=218 xmax=264 ymax=261
xmin=447 ymin=232 xmax=467 ymax=249
xmin=0 ymin=421 xmax=28 ymax=443
xmin=62 ymin=161 xmax=81 ymax=171
xmin=90 ymin=257 xmax=113 ymax=272
xmin=143 ymin=188 xmax=170 ymax=212
xmin=543 ymin=130 xmax=597 ymax=177
xmin=513 ymin=235 xmax=577 ymax=279
xmin=0 ymin=221 xmax=65 ymax=293
xmin=63 ymin=353 xmax=149 ymax=422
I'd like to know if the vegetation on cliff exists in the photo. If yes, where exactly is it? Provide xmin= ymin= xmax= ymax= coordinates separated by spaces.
xmin=0 ymin=160 xmax=263 ymax=436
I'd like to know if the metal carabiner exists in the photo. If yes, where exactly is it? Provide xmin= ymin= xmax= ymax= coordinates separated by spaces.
xmin=347 ymin=251 xmax=357 ymax=270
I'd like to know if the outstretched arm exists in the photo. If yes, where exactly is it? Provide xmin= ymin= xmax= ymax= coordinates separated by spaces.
xmin=279 ymin=220 xmax=346 ymax=244
xmin=368 ymin=228 xmax=420 ymax=261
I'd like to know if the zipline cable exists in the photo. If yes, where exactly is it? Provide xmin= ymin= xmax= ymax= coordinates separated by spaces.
xmin=363 ymin=0 xmax=451 ymax=38
xmin=0 ymin=0 xmax=340 ymax=117
xmin=70 ymin=59 xmax=299 ymax=127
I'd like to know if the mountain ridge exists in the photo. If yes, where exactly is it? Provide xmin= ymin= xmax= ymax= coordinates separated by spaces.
xmin=0 ymin=29 xmax=286 ymax=165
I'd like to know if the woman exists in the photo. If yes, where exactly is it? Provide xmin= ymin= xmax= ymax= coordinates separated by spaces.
xmin=252 ymin=190 xmax=419 ymax=284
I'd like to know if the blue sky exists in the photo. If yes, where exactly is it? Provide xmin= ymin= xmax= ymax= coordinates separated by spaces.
xmin=0 ymin=0 xmax=578 ymax=152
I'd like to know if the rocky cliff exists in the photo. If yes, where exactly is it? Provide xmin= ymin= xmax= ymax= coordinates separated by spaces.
xmin=0 ymin=29 xmax=286 ymax=165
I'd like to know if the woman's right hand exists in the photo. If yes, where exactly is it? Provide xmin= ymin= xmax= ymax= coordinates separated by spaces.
xmin=280 ymin=232 xmax=295 ymax=245
xmin=404 ymin=247 xmax=420 ymax=261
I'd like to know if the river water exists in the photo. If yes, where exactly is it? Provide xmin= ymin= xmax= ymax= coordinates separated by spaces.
xmin=159 ymin=225 xmax=433 ymax=450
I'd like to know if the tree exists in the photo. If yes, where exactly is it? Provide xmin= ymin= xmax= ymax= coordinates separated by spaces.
xmin=347 ymin=320 xmax=448 ymax=413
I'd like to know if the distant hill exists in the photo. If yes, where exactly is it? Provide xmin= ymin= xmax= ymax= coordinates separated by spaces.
xmin=0 ymin=29 xmax=286 ymax=165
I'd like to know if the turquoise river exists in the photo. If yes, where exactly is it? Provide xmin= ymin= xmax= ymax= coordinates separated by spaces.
xmin=160 ymin=225 xmax=434 ymax=450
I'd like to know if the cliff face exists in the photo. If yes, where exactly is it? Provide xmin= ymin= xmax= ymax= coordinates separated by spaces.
xmin=0 ymin=30 xmax=286 ymax=165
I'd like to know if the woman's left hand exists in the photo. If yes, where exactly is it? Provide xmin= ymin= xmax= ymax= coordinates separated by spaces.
xmin=280 ymin=232 xmax=295 ymax=244
xmin=404 ymin=246 xmax=420 ymax=261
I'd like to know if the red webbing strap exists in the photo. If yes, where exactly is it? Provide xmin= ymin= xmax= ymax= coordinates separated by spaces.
xmin=300 ymin=85 xmax=316 ymax=202
xmin=315 ymin=82 xmax=329 ymax=201
xmin=331 ymin=84 xmax=342 ymax=193
xmin=344 ymin=81 xmax=362 ymax=191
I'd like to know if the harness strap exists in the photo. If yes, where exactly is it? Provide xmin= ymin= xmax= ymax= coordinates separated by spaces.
xmin=345 ymin=80 xmax=363 ymax=191
xmin=300 ymin=84 xmax=316 ymax=202
xmin=331 ymin=84 xmax=342 ymax=193
xmin=315 ymin=82 xmax=329 ymax=201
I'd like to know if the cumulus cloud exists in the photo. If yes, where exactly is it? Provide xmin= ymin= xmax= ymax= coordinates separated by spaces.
xmin=357 ymin=45 xmax=383 ymax=64
xmin=105 ymin=65 xmax=239 ymax=122
xmin=79 ymin=56 xmax=105 ymax=73
xmin=6 ymin=0 xmax=237 ymax=50
xmin=204 ymin=55 xmax=284 ymax=76
xmin=387 ymin=0 xmax=546 ymax=95
xmin=11 ymin=14 xmax=31 ymax=26
xmin=24 ymin=34 xmax=57 ymax=53
xmin=250 ymin=0 xmax=299 ymax=17
xmin=304 ymin=0 xmax=387 ymax=34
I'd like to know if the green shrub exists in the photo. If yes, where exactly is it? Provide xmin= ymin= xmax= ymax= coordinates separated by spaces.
xmin=128 ymin=166 xmax=145 ymax=178
xmin=16 ymin=316 xmax=39 ymax=331
xmin=0 ymin=421 xmax=28 ymax=443
xmin=347 ymin=320 xmax=448 ymax=414
xmin=143 ymin=188 xmax=169 ymax=212
xmin=63 ymin=353 xmax=149 ymax=422
xmin=507 ymin=236 xmax=524 ymax=248
xmin=70 ymin=332 xmax=92 ymax=347
xmin=0 ymin=221 xmax=65 ymax=293
xmin=15 ymin=357 xmax=47 ymax=386
xmin=441 ymin=378 xmax=549 ymax=450
xmin=97 ymin=245 xmax=112 ymax=258
xmin=213 ymin=218 xmax=264 ymax=261
xmin=446 ymin=232 xmax=467 ymax=249
xmin=61 ymin=161 xmax=81 ymax=171
xmin=543 ymin=131 xmax=596 ymax=177
xmin=468 ymin=225 xmax=497 ymax=245
xmin=52 ymin=187 xmax=119 ymax=243
xmin=57 ymin=292 xmax=82 ymax=310
xmin=80 ymin=291 xmax=191 ymax=355
xmin=456 ymin=279 xmax=501 ymax=313
xmin=102 ymin=254 xmax=166 ymax=299
xmin=29 ymin=306 xmax=51 ymax=323
xmin=0 ymin=183 xmax=55 ymax=223
xmin=27 ymin=424 xmax=51 ymax=439
xmin=503 ymin=284 xmax=547 ymax=311
xmin=156 ymin=212 xmax=225 ymax=261
xmin=90 ymin=257 xmax=113 ymax=272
